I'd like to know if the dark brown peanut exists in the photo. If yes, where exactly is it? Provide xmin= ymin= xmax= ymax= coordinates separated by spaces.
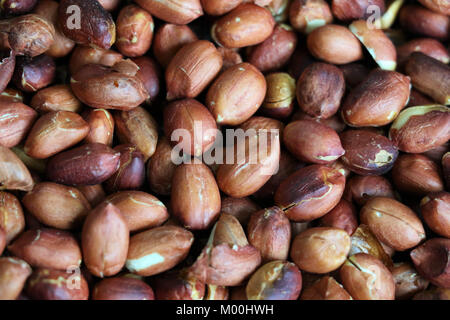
xmin=116 ymin=5 xmax=154 ymax=57
xmin=420 ymin=192 xmax=450 ymax=239
xmin=171 ymin=163 xmax=221 ymax=230
xmin=344 ymin=175 xmax=395 ymax=206
xmin=296 ymin=62 xmax=345 ymax=119
xmin=247 ymin=24 xmax=297 ymax=73
xmin=166 ymin=40 xmax=222 ymax=101
xmin=275 ymin=165 xmax=346 ymax=221
xmin=13 ymin=55 xmax=55 ymax=92
xmin=164 ymin=99 xmax=217 ymax=157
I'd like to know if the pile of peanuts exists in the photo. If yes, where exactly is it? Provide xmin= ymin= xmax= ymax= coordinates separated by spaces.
xmin=0 ymin=0 xmax=449 ymax=300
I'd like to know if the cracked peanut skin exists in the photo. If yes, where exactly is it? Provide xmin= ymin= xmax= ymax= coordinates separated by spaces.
xmin=360 ymin=197 xmax=426 ymax=251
